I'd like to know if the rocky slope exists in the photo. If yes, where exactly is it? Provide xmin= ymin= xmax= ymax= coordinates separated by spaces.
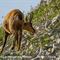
xmin=0 ymin=0 xmax=60 ymax=60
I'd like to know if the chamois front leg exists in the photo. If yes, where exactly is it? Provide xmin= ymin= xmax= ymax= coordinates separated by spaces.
xmin=18 ymin=28 xmax=22 ymax=51
xmin=1 ymin=31 xmax=9 ymax=53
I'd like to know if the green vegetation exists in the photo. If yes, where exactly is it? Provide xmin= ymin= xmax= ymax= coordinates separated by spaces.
xmin=0 ymin=27 xmax=3 ymax=41
xmin=32 ymin=0 xmax=60 ymax=24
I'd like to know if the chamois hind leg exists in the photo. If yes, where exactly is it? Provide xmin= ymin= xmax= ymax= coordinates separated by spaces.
xmin=1 ymin=31 xmax=9 ymax=53
xmin=18 ymin=28 xmax=22 ymax=51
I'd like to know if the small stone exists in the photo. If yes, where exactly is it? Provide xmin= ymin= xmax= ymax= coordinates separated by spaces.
xmin=41 ymin=56 xmax=44 ymax=59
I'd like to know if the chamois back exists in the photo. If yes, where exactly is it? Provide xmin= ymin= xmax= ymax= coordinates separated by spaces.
xmin=3 ymin=9 xmax=24 ymax=34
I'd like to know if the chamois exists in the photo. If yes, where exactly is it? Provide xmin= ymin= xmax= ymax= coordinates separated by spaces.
xmin=1 ymin=9 xmax=35 ymax=53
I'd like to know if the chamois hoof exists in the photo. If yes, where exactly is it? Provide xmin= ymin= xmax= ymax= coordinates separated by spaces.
xmin=0 ymin=46 xmax=4 ymax=54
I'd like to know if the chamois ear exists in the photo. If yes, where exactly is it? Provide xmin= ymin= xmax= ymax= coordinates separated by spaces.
xmin=25 ymin=13 xmax=30 ymax=22
xmin=25 ymin=12 xmax=33 ymax=23
xmin=29 ymin=12 xmax=33 ymax=23
xmin=25 ymin=15 xmax=28 ymax=22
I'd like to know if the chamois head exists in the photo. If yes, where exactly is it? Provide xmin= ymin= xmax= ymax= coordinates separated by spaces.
xmin=24 ymin=12 xmax=35 ymax=34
